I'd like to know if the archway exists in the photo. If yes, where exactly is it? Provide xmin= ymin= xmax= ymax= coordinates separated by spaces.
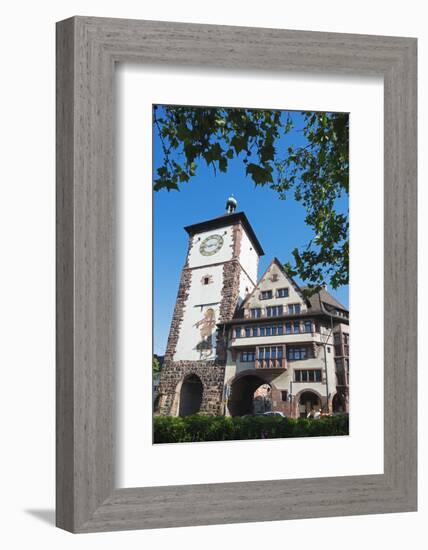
xmin=298 ymin=391 xmax=321 ymax=418
xmin=228 ymin=374 xmax=271 ymax=417
xmin=178 ymin=374 xmax=203 ymax=416
xmin=332 ymin=392 xmax=346 ymax=413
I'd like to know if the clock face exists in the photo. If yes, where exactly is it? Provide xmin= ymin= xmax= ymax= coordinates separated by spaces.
xmin=199 ymin=234 xmax=224 ymax=256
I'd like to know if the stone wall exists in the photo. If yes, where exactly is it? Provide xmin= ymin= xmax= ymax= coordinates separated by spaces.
xmin=164 ymin=268 xmax=192 ymax=361
xmin=157 ymin=360 xmax=226 ymax=416
xmin=218 ymin=259 xmax=241 ymax=322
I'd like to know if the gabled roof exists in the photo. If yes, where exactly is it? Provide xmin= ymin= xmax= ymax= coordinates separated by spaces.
xmin=184 ymin=211 xmax=264 ymax=256
xmin=302 ymin=286 xmax=348 ymax=313
xmin=227 ymin=257 xmax=348 ymax=323
xmin=237 ymin=257 xmax=309 ymax=312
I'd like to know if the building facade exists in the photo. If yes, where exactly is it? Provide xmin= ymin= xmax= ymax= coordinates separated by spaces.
xmin=156 ymin=202 xmax=349 ymax=418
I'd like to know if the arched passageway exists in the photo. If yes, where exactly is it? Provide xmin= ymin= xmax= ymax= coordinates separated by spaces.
xmin=228 ymin=374 xmax=271 ymax=417
xmin=332 ymin=392 xmax=346 ymax=413
xmin=178 ymin=374 xmax=203 ymax=416
xmin=298 ymin=391 xmax=321 ymax=418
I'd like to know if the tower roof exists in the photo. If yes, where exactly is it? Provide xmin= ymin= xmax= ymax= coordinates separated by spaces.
xmin=184 ymin=211 xmax=264 ymax=256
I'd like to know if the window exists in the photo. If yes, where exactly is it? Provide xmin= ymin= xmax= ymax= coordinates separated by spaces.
xmin=277 ymin=288 xmax=289 ymax=298
xmin=293 ymin=321 xmax=300 ymax=334
xmin=235 ymin=327 xmax=242 ymax=338
xmin=288 ymin=303 xmax=301 ymax=314
xmin=201 ymin=274 xmax=212 ymax=285
xmin=281 ymin=391 xmax=288 ymax=401
xmin=251 ymin=308 xmax=262 ymax=319
xmin=258 ymin=346 xmax=283 ymax=361
xmin=294 ymin=369 xmax=322 ymax=382
xmin=252 ymin=324 xmax=283 ymax=337
xmin=245 ymin=327 xmax=251 ymax=337
xmin=285 ymin=321 xmax=292 ymax=334
xmin=267 ymin=305 xmax=283 ymax=317
xmin=303 ymin=320 xmax=312 ymax=333
xmin=287 ymin=347 xmax=309 ymax=360
xmin=260 ymin=290 xmax=273 ymax=300
xmin=327 ymin=346 xmax=331 ymax=353
xmin=241 ymin=350 xmax=256 ymax=362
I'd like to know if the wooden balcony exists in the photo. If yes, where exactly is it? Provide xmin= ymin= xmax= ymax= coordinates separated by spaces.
xmin=255 ymin=358 xmax=287 ymax=370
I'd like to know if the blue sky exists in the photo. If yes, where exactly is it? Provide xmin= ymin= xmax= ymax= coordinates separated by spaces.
xmin=153 ymin=108 xmax=349 ymax=355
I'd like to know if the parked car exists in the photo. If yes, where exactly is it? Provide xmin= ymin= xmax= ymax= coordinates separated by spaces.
xmin=261 ymin=411 xmax=286 ymax=418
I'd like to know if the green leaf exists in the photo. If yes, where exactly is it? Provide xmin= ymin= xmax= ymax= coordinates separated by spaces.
xmin=246 ymin=163 xmax=273 ymax=184
xmin=231 ymin=135 xmax=247 ymax=154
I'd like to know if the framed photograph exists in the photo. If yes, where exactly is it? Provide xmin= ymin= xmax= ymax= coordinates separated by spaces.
xmin=56 ymin=17 xmax=417 ymax=532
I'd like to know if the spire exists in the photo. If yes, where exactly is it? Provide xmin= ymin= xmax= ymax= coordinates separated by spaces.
xmin=225 ymin=194 xmax=237 ymax=214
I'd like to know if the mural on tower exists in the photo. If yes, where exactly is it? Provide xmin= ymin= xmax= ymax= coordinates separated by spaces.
xmin=152 ymin=104 xmax=350 ymax=443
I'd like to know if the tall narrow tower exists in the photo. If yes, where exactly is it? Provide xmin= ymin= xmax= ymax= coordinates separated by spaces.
xmin=157 ymin=199 xmax=264 ymax=416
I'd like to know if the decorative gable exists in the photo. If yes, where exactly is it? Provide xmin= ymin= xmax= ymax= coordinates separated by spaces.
xmin=239 ymin=258 xmax=308 ymax=318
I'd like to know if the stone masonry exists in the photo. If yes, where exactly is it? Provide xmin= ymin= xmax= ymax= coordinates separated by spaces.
xmin=157 ymin=361 xmax=225 ymax=416
xmin=164 ymin=267 xmax=192 ymax=361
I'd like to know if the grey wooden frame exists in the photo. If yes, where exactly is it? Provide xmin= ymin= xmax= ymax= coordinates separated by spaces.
xmin=56 ymin=16 xmax=417 ymax=533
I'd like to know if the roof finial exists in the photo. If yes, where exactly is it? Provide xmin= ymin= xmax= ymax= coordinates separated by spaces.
xmin=226 ymin=194 xmax=237 ymax=214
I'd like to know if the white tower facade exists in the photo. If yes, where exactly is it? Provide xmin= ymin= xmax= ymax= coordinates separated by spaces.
xmin=166 ymin=211 xmax=263 ymax=363
xmin=158 ymin=205 xmax=264 ymax=417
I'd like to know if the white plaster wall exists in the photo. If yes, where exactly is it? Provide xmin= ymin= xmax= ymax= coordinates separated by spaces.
xmin=187 ymin=227 xmax=233 ymax=268
xmin=224 ymin=364 xmax=238 ymax=386
xmin=291 ymin=381 xmax=326 ymax=396
xmin=231 ymin=333 xmax=322 ymax=347
xmin=174 ymin=265 xmax=225 ymax=361
xmin=239 ymin=229 xmax=259 ymax=284
xmin=238 ymin=269 xmax=255 ymax=306
xmin=188 ymin=264 xmax=224 ymax=306
xmin=234 ymin=357 xmax=256 ymax=372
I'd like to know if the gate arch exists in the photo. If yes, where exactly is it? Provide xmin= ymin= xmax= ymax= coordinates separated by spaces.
xmin=227 ymin=371 xmax=273 ymax=417
xmin=178 ymin=373 xmax=203 ymax=416
xmin=295 ymin=389 xmax=322 ymax=417
xmin=332 ymin=391 xmax=346 ymax=413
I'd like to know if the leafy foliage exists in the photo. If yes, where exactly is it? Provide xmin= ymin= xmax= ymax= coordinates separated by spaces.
xmin=152 ymin=356 xmax=161 ymax=377
xmin=153 ymin=414 xmax=349 ymax=443
xmin=153 ymin=106 xmax=349 ymax=289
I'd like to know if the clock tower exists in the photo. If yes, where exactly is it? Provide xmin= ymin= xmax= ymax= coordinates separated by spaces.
xmin=157 ymin=198 xmax=264 ymax=416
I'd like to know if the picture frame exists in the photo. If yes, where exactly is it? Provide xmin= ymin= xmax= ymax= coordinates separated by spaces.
xmin=56 ymin=16 xmax=417 ymax=533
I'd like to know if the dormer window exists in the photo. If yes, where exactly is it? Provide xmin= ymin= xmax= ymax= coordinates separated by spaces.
xmin=250 ymin=308 xmax=262 ymax=319
xmin=267 ymin=305 xmax=283 ymax=317
xmin=277 ymin=288 xmax=289 ymax=298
